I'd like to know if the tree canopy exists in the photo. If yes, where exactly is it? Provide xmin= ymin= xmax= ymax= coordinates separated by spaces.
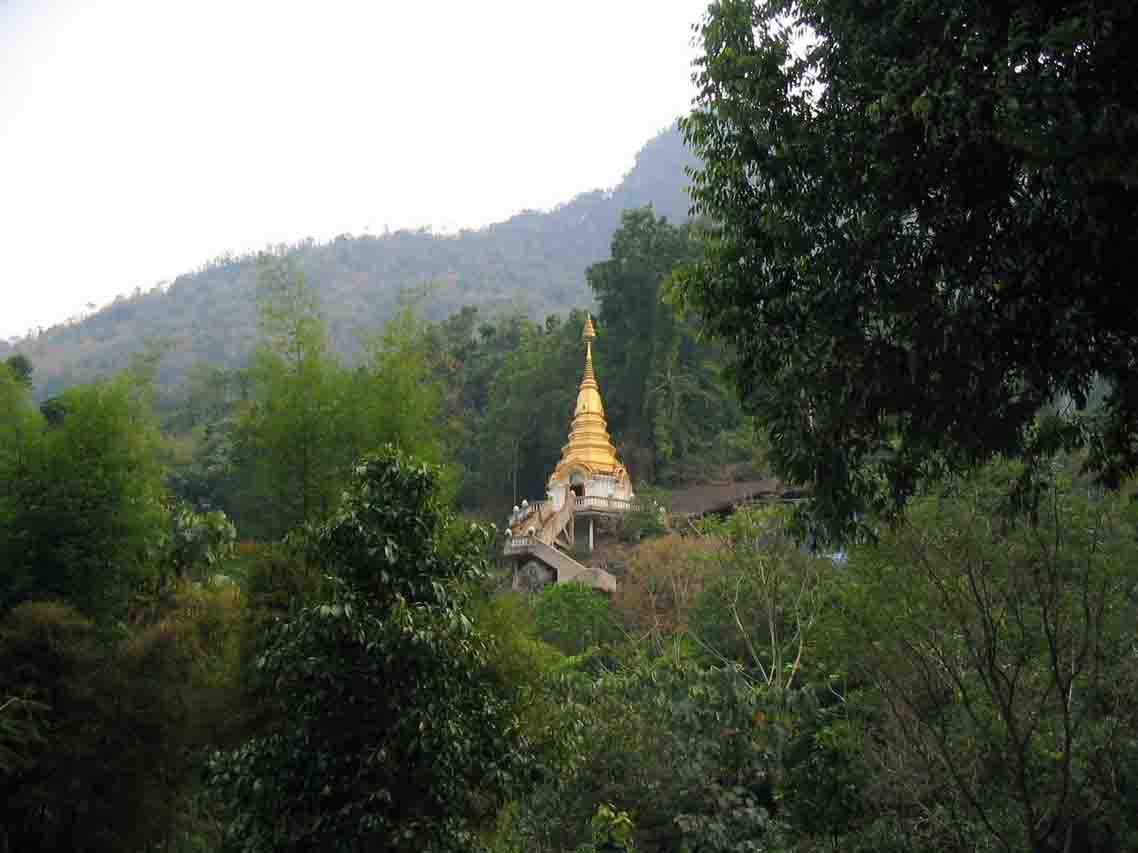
xmin=209 ymin=447 xmax=522 ymax=853
xmin=0 ymin=373 xmax=166 ymax=621
xmin=587 ymin=208 xmax=747 ymax=477
xmin=3 ymin=355 xmax=32 ymax=388
xmin=679 ymin=0 xmax=1138 ymax=534
xmin=233 ymin=254 xmax=447 ymax=536
xmin=840 ymin=459 xmax=1138 ymax=851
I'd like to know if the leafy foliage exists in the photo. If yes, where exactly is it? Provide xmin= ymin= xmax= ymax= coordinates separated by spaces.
xmin=0 ymin=373 xmax=166 ymax=621
xmin=0 ymin=588 xmax=243 ymax=853
xmin=589 ymin=209 xmax=749 ymax=482
xmin=474 ymin=312 xmax=589 ymax=506
xmin=500 ymin=648 xmax=788 ymax=853
xmin=0 ymin=695 xmax=47 ymax=775
xmin=586 ymin=804 xmax=638 ymax=853
xmin=163 ymin=501 xmax=238 ymax=582
xmin=839 ymin=459 xmax=1138 ymax=852
xmin=3 ymin=353 xmax=33 ymax=388
xmin=679 ymin=0 xmax=1138 ymax=535
xmin=534 ymin=583 xmax=621 ymax=656
xmin=238 ymin=253 xmax=355 ymax=531
xmin=689 ymin=506 xmax=832 ymax=691
xmin=209 ymin=447 xmax=524 ymax=853
xmin=234 ymin=256 xmax=448 ymax=536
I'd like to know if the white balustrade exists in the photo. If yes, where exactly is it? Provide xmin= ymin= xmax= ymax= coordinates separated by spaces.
xmin=505 ymin=535 xmax=534 ymax=551
xmin=510 ymin=499 xmax=549 ymax=525
xmin=573 ymin=495 xmax=633 ymax=513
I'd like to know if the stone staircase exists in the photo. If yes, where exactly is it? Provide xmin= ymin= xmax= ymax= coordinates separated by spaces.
xmin=508 ymin=537 xmax=616 ymax=594
xmin=504 ymin=487 xmax=617 ymax=593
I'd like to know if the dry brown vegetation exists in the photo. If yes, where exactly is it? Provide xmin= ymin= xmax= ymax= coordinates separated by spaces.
xmin=612 ymin=534 xmax=719 ymax=635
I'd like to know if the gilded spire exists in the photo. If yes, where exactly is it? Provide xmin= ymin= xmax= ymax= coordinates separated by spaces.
xmin=549 ymin=314 xmax=625 ymax=483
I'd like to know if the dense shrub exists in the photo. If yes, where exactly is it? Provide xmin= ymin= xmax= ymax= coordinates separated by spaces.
xmin=0 ymin=588 xmax=243 ymax=852
xmin=535 ymin=582 xmax=621 ymax=656
xmin=613 ymin=534 xmax=716 ymax=635
xmin=838 ymin=460 xmax=1138 ymax=852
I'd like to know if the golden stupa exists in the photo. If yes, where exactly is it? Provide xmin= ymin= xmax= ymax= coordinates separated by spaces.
xmin=549 ymin=314 xmax=628 ymax=484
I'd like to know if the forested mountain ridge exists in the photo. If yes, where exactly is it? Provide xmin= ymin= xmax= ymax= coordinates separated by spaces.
xmin=1 ymin=126 xmax=696 ymax=399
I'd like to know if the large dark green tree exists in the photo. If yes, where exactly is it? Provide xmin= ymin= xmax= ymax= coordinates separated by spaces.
xmin=679 ymin=0 xmax=1138 ymax=533
xmin=477 ymin=313 xmax=586 ymax=507
xmin=424 ymin=309 xmax=533 ymax=506
xmin=209 ymin=447 xmax=523 ymax=853
xmin=588 ymin=208 xmax=752 ymax=481
xmin=586 ymin=209 xmax=698 ymax=450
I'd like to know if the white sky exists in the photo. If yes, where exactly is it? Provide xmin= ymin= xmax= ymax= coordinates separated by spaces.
xmin=0 ymin=0 xmax=707 ymax=339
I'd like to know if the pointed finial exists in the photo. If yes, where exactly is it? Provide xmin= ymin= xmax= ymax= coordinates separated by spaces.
xmin=582 ymin=313 xmax=597 ymax=384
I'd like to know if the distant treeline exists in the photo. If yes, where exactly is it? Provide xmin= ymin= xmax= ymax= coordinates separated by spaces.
xmin=1 ymin=127 xmax=697 ymax=401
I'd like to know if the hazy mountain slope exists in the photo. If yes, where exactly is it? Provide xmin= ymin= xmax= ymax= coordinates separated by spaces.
xmin=2 ymin=127 xmax=697 ymax=399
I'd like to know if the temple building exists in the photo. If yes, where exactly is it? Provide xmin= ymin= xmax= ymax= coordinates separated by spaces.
xmin=503 ymin=314 xmax=634 ymax=593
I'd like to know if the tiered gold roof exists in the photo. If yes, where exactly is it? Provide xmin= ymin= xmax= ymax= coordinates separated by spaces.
xmin=549 ymin=314 xmax=627 ymax=484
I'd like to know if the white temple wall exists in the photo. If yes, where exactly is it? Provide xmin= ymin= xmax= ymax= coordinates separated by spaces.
xmin=548 ymin=472 xmax=634 ymax=504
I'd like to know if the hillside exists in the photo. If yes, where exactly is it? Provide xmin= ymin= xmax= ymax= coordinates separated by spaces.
xmin=1 ymin=127 xmax=697 ymax=399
